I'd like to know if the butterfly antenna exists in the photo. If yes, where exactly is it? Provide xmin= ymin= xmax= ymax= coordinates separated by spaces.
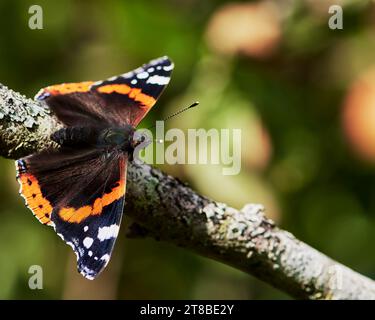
xmin=147 ymin=101 xmax=199 ymax=130
xmin=162 ymin=101 xmax=199 ymax=122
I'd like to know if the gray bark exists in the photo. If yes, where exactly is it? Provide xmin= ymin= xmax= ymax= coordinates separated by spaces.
xmin=0 ymin=83 xmax=374 ymax=300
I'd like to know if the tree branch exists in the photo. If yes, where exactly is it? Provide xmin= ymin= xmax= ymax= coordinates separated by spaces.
xmin=1 ymin=83 xmax=374 ymax=300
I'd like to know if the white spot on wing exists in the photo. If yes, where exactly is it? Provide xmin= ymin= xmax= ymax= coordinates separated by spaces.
xmin=101 ymin=254 xmax=109 ymax=261
xmin=84 ymin=226 xmax=89 ymax=232
xmin=82 ymin=274 xmax=94 ymax=280
xmin=80 ymin=267 xmax=95 ymax=280
xmin=97 ymin=224 xmax=120 ymax=241
xmin=100 ymin=254 xmax=110 ymax=267
xmin=163 ymin=64 xmax=174 ymax=71
xmin=137 ymin=71 xmax=149 ymax=79
xmin=147 ymin=67 xmax=155 ymax=73
xmin=88 ymin=250 xmax=93 ymax=257
xmin=83 ymin=237 xmax=94 ymax=249
xmin=146 ymin=75 xmax=170 ymax=85
xmin=131 ymin=79 xmax=137 ymax=85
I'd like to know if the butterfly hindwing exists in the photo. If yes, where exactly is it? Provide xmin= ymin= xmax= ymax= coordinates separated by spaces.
xmin=16 ymin=149 xmax=127 ymax=279
xmin=35 ymin=56 xmax=174 ymax=127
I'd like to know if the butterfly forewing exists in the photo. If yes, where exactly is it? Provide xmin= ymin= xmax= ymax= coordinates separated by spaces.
xmin=35 ymin=56 xmax=174 ymax=127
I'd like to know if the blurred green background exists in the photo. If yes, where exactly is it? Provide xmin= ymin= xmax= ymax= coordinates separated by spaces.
xmin=0 ymin=0 xmax=375 ymax=299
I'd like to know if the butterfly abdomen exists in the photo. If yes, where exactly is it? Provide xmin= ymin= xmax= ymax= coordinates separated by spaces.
xmin=51 ymin=127 xmax=101 ymax=148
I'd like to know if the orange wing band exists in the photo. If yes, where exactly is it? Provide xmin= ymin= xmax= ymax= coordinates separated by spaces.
xmin=37 ymin=82 xmax=156 ymax=110
xmin=18 ymin=173 xmax=53 ymax=226
xmin=36 ymin=81 xmax=94 ymax=98
xmin=58 ymin=159 xmax=126 ymax=224
xmin=58 ymin=179 xmax=125 ymax=223
xmin=97 ymin=84 xmax=156 ymax=108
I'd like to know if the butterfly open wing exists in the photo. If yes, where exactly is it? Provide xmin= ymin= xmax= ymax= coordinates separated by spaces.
xmin=16 ymin=56 xmax=173 ymax=279
xmin=16 ymin=149 xmax=127 ymax=279
xmin=35 ymin=56 xmax=174 ymax=127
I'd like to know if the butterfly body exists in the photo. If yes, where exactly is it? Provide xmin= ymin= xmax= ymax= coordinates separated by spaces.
xmin=15 ymin=56 xmax=174 ymax=279
xmin=52 ymin=125 xmax=136 ymax=153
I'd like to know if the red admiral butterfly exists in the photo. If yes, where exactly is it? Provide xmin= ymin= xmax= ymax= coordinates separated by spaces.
xmin=15 ymin=56 xmax=174 ymax=280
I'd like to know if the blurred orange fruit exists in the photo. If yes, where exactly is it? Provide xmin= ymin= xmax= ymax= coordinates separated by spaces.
xmin=205 ymin=2 xmax=281 ymax=58
xmin=343 ymin=68 xmax=375 ymax=162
